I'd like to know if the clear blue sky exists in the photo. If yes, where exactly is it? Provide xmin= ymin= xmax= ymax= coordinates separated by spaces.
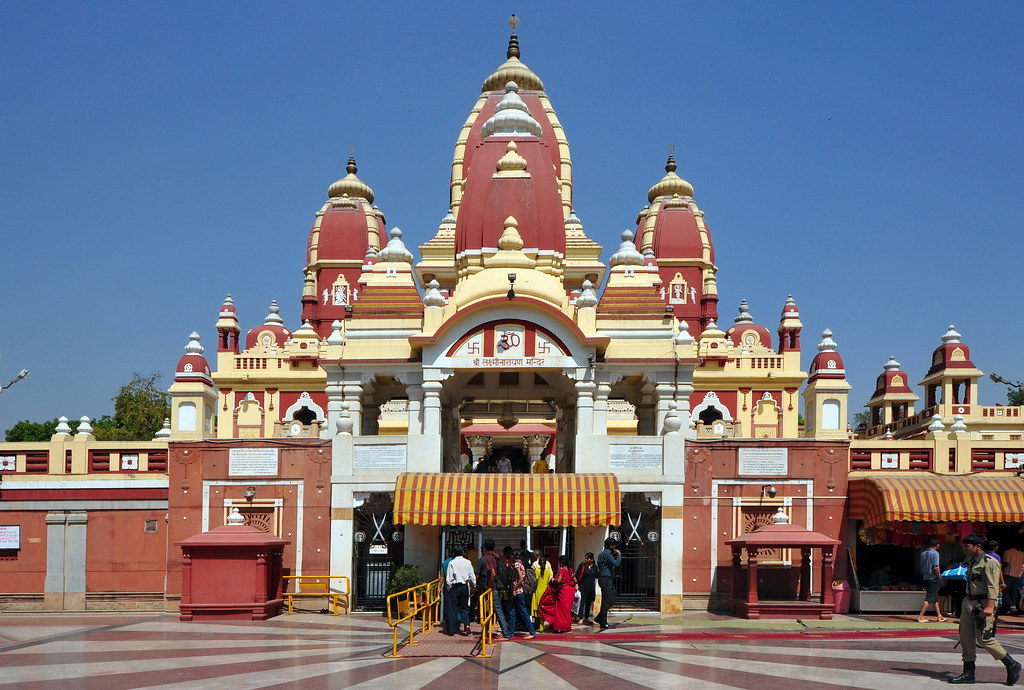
xmin=2 ymin=2 xmax=1022 ymax=434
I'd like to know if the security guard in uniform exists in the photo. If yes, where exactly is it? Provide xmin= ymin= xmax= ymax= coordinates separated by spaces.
xmin=950 ymin=533 xmax=1022 ymax=685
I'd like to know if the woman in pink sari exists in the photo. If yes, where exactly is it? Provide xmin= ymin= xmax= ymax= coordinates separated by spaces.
xmin=538 ymin=554 xmax=577 ymax=633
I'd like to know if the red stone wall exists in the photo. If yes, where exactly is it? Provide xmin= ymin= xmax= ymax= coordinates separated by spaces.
xmin=681 ymin=439 xmax=850 ymax=602
xmin=166 ymin=439 xmax=333 ymax=601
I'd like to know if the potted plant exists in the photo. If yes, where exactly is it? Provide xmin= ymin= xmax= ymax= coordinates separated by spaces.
xmin=387 ymin=564 xmax=428 ymax=619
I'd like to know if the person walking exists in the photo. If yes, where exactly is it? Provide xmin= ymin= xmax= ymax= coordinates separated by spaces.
xmin=917 ymin=538 xmax=947 ymax=623
xmin=477 ymin=538 xmax=512 ymax=640
xmin=444 ymin=545 xmax=476 ymax=637
xmin=531 ymin=551 xmax=553 ymax=628
xmin=594 ymin=537 xmax=622 ymax=630
xmin=948 ymin=533 xmax=1021 ymax=685
xmin=506 ymin=550 xmax=538 ymax=640
xmin=575 ymin=552 xmax=597 ymax=625
xmin=538 ymin=554 xmax=577 ymax=633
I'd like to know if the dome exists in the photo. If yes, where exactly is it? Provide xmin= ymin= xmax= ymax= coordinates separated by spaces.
xmin=647 ymin=154 xmax=694 ymax=203
xmin=649 ymin=195 xmax=711 ymax=262
xmin=808 ymin=329 xmax=846 ymax=379
xmin=871 ymin=355 xmax=914 ymax=397
xmin=481 ymin=28 xmax=545 ymax=92
xmin=245 ymin=301 xmax=291 ymax=350
xmin=174 ymin=331 xmax=212 ymax=383
xmin=725 ymin=300 xmax=772 ymax=350
xmin=925 ymin=324 xmax=977 ymax=376
xmin=327 ymin=155 xmax=374 ymax=203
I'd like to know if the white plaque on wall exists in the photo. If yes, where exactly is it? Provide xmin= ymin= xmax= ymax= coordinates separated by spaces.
xmin=0 ymin=525 xmax=21 ymax=549
xmin=738 ymin=447 xmax=789 ymax=475
xmin=354 ymin=444 xmax=407 ymax=469
xmin=609 ymin=444 xmax=662 ymax=470
xmin=228 ymin=448 xmax=279 ymax=476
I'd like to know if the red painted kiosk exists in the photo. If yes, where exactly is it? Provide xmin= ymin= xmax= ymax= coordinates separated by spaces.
xmin=726 ymin=507 xmax=840 ymax=619
xmin=177 ymin=508 xmax=289 ymax=621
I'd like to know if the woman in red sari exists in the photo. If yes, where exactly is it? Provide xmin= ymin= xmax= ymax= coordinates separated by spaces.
xmin=538 ymin=554 xmax=577 ymax=632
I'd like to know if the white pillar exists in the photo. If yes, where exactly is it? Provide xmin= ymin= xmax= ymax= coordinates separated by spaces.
xmin=342 ymin=385 xmax=363 ymax=436
xmin=594 ymin=383 xmax=611 ymax=435
xmin=407 ymin=385 xmax=423 ymax=436
xmin=655 ymin=383 xmax=675 ymax=434
xmin=422 ymin=381 xmax=442 ymax=436
xmin=575 ymin=380 xmax=596 ymax=435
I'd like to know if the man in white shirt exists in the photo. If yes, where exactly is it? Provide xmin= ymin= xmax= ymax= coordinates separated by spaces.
xmin=445 ymin=545 xmax=476 ymax=636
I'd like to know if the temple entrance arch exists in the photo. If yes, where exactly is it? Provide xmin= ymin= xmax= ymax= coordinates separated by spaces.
xmin=420 ymin=312 xmax=598 ymax=475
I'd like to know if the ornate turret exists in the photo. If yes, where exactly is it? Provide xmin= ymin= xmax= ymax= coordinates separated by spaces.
xmin=919 ymin=324 xmax=984 ymax=415
xmin=637 ymin=153 xmax=718 ymax=331
xmin=302 ymin=154 xmax=386 ymax=336
xmin=864 ymin=355 xmax=919 ymax=430
xmin=802 ymin=329 xmax=852 ymax=439
xmin=168 ymin=331 xmax=218 ymax=440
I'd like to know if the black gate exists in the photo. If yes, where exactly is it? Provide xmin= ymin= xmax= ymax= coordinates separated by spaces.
xmin=354 ymin=493 xmax=403 ymax=610
xmin=610 ymin=493 xmax=661 ymax=610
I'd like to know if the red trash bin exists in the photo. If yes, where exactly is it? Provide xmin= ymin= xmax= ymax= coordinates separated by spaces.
xmin=832 ymin=580 xmax=851 ymax=614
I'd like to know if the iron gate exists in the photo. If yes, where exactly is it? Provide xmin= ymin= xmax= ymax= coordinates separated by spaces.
xmin=610 ymin=492 xmax=661 ymax=610
xmin=354 ymin=493 xmax=403 ymax=610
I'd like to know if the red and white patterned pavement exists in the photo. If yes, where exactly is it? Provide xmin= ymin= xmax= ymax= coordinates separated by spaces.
xmin=1 ymin=612 xmax=1022 ymax=689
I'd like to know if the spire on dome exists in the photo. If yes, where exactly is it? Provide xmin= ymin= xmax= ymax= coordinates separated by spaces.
xmin=883 ymin=355 xmax=902 ymax=371
xmin=817 ymin=328 xmax=837 ymax=352
xmin=507 ymin=14 xmax=521 ymax=58
xmin=377 ymin=227 xmax=414 ymax=264
xmin=482 ymin=82 xmax=544 ymax=138
xmin=647 ymin=153 xmax=695 ymax=203
xmin=184 ymin=331 xmax=204 ymax=355
xmin=220 ymin=294 xmax=236 ymax=317
xmin=482 ymin=18 xmax=544 ymax=92
xmin=609 ymin=229 xmax=644 ymax=267
xmin=264 ymin=300 xmax=284 ymax=326
xmin=734 ymin=299 xmax=753 ymax=324
xmin=941 ymin=324 xmax=961 ymax=343
xmin=327 ymin=153 xmax=375 ymax=203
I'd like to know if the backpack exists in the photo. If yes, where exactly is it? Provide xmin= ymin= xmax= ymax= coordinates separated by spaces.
xmin=495 ymin=558 xmax=513 ymax=592
xmin=522 ymin=566 xmax=538 ymax=596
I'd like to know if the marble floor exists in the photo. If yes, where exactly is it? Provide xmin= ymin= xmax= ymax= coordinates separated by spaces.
xmin=1 ymin=612 xmax=1022 ymax=689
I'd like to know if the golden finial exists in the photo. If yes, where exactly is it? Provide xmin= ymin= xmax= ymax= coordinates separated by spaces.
xmin=346 ymin=146 xmax=357 ymax=175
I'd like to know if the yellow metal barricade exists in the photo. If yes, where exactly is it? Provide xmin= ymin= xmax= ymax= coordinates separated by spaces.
xmin=384 ymin=577 xmax=441 ymax=658
xmin=477 ymin=587 xmax=495 ymax=658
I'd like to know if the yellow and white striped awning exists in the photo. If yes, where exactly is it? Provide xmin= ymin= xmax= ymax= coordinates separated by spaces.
xmin=849 ymin=474 xmax=1024 ymax=528
xmin=393 ymin=473 xmax=620 ymax=527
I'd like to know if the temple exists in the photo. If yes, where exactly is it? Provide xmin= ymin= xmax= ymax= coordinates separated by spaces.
xmin=1 ymin=21 xmax=1021 ymax=617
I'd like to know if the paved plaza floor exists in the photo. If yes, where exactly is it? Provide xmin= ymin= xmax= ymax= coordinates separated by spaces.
xmin=2 ymin=610 xmax=1023 ymax=689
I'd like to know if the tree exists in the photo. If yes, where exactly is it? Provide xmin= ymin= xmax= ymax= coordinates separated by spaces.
xmin=5 ymin=418 xmax=71 ymax=442
xmin=1008 ymin=387 xmax=1024 ymax=407
xmin=3 ymin=373 xmax=169 ymax=442
xmin=93 ymin=373 xmax=170 ymax=441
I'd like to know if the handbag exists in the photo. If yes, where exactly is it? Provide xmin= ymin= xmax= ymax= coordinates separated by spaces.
xmin=570 ymin=588 xmax=582 ymax=615
xmin=941 ymin=563 xmax=968 ymax=581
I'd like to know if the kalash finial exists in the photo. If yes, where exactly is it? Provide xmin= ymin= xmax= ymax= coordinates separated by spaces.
xmin=347 ymin=146 xmax=357 ymax=175
xmin=507 ymin=14 xmax=521 ymax=59
xmin=666 ymin=144 xmax=678 ymax=173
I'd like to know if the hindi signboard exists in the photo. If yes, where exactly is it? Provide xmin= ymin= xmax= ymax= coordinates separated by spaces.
xmin=0 ymin=525 xmax=21 ymax=549
xmin=609 ymin=444 xmax=662 ymax=470
xmin=228 ymin=448 xmax=279 ymax=476
xmin=738 ymin=447 xmax=788 ymax=475
xmin=354 ymin=444 xmax=407 ymax=469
